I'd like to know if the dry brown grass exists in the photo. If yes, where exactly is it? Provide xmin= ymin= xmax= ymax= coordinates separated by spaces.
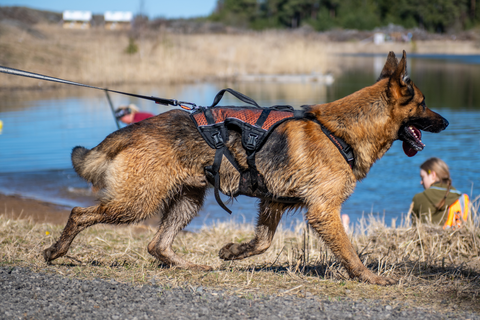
xmin=1 ymin=197 xmax=479 ymax=313
xmin=2 ymin=23 xmax=480 ymax=90
xmin=0 ymin=24 xmax=332 ymax=89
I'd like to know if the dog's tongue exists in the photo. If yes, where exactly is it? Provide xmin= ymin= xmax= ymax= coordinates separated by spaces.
xmin=402 ymin=126 xmax=422 ymax=157
xmin=403 ymin=142 xmax=418 ymax=157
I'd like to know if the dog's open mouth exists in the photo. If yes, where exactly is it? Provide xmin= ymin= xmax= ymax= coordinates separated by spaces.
xmin=400 ymin=125 xmax=425 ymax=157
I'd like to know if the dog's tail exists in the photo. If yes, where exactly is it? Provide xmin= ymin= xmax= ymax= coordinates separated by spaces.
xmin=71 ymin=146 xmax=108 ymax=188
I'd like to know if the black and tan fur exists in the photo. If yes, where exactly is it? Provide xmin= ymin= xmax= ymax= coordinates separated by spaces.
xmin=44 ymin=51 xmax=448 ymax=285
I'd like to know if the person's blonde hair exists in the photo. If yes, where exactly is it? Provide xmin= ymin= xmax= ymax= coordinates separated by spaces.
xmin=420 ymin=157 xmax=451 ymax=210
xmin=119 ymin=104 xmax=139 ymax=113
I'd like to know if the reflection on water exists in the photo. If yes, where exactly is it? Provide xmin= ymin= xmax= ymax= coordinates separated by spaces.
xmin=0 ymin=55 xmax=479 ymax=230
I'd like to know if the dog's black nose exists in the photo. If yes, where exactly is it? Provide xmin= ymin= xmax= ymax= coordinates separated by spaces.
xmin=442 ymin=117 xmax=449 ymax=130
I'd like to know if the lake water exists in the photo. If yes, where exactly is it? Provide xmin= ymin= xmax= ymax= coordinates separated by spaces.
xmin=0 ymin=54 xmax=479 ymax=231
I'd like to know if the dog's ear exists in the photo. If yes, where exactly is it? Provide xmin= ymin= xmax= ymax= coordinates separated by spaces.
xmin=376 ymin=51 xmax=398 ymax=81
xmin=389 ymin=50 xmax=413 ymax=100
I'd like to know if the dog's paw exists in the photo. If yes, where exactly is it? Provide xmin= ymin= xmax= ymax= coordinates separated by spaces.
xmin=219 ymin=243 xmax=245 ymax=260
xmin=43 ymin=246 xmax=56 ymax=264
xmin=359 ymin=272 xmax=397 ymax=286
xmin=189 ymin=264 xmax=213 ymax=272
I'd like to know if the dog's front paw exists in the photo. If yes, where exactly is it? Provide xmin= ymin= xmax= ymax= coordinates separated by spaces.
xmin=219 ymin=243 xmax=244 ymax=260
xmin=43 ymin=246 xmax=56 ymax=264
xmin=188 ymin=264 xmax=214 ymax=271
xmin=359 ymin=272 xmax=397 ymax=286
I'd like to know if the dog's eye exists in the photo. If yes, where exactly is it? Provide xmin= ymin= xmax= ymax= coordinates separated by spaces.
xmin=420 ymin=100 xmax=426 ymax=111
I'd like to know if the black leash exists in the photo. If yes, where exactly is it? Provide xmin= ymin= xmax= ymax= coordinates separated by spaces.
xmin=0 ymin=65 xmax=197 ymax=109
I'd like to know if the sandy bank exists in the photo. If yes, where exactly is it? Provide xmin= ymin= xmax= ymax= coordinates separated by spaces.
xmin=0 ymin=193 xmax=70 ymax=225
xmin=0 ymin=193 xmax=162 ymax=228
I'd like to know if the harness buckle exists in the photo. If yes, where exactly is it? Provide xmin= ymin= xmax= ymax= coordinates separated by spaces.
xmin=211 ymin=132 xmax=224 ymax=148
xmin=246 ymin=133 xmax=258 ymax=149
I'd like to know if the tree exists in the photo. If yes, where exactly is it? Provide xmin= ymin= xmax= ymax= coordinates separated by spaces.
xmin=211 ymin=0 xmax=259 ymax=27
xmin=208 ymin=0 xmax=480 ymax=32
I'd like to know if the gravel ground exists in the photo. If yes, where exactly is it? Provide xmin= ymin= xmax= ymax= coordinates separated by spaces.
xmin=0 ymin=266 xmax=478 ymax=320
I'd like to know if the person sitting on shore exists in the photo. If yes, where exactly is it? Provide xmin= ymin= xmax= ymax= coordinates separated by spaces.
xmin=114 ymin=104 xmax=154 ymax=125
xmin=411 ymin=157 xmax=467 ymax=227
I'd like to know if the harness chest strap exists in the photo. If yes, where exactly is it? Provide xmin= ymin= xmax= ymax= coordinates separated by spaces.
xmin=312 ymin=119 xmax=354 ymax=168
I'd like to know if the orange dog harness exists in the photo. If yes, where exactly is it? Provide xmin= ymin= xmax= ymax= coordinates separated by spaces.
xmin=190 ymin=88 xmax=354 ymax=214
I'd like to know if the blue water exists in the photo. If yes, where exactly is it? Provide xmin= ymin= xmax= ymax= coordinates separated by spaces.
xmin=0 ymin=55 xmax=479 ymax=230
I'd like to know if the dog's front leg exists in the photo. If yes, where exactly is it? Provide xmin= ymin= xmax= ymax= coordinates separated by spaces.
xmin=307 ymin=205 xmax=397 ymax=285
xmin=219 ymin=199 xmax=287 ymax=260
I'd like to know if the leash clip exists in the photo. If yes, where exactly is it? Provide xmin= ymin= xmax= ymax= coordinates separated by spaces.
xmin=178 ymin=101 xmax=198 ymax=111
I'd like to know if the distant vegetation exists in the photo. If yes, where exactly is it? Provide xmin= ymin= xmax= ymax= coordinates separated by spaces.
xmin=208 ymin=0 xmax=480 ymax=33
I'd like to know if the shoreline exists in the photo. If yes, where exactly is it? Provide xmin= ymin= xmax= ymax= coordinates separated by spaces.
xmin=0 ymin=192 xmax=71 ymax=225
xmin=0 ymin=192 xmax=162 ymax=229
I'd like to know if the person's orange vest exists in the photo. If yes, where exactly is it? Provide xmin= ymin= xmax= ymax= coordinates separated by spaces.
xmin=443 ymin=194 xmax=470 ymax=230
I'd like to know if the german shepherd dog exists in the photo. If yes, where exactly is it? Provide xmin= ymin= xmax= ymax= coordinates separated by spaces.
xmin=44 ymin=51 xmax=448 ymax=285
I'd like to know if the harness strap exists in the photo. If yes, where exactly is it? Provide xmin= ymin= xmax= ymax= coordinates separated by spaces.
xmin=313 ymin=119 xmax=354 ymax=168
xmin=255 ymin=109 xmax=271 ymax=128
xmin=203 ymin=107 xmax=242 ymax=214
xmin=211 ymin=149 xmax=231 ymax=214
xmin=246 ymin=151 xmax=258 ymax=192
xmin=204 ymin=108 xmax=215 ymax=124
xmin=294 ymin=110 xmax=306 ymax=118
xmin=207 ymin=146 xmax=242 ymax=214
xmin=211 ymin=88 xmax=262 ymax=108
xmin=241 ymin=108 xmax=272 ymax=192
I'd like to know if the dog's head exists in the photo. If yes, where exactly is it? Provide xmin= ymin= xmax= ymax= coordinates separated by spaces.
xmin=378 ymin=51 xmax=449 ymax=157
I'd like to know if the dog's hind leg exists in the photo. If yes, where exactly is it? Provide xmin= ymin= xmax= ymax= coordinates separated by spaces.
xmin=219 ymin=200 xmax=287 ymax=260
xmin=306 ymin=205 xmax=397 ymax=285
xmin=43 ymin=205 xmax=106 ymax=263
xmin=147 ymin=186 xmax=211 ymax=271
